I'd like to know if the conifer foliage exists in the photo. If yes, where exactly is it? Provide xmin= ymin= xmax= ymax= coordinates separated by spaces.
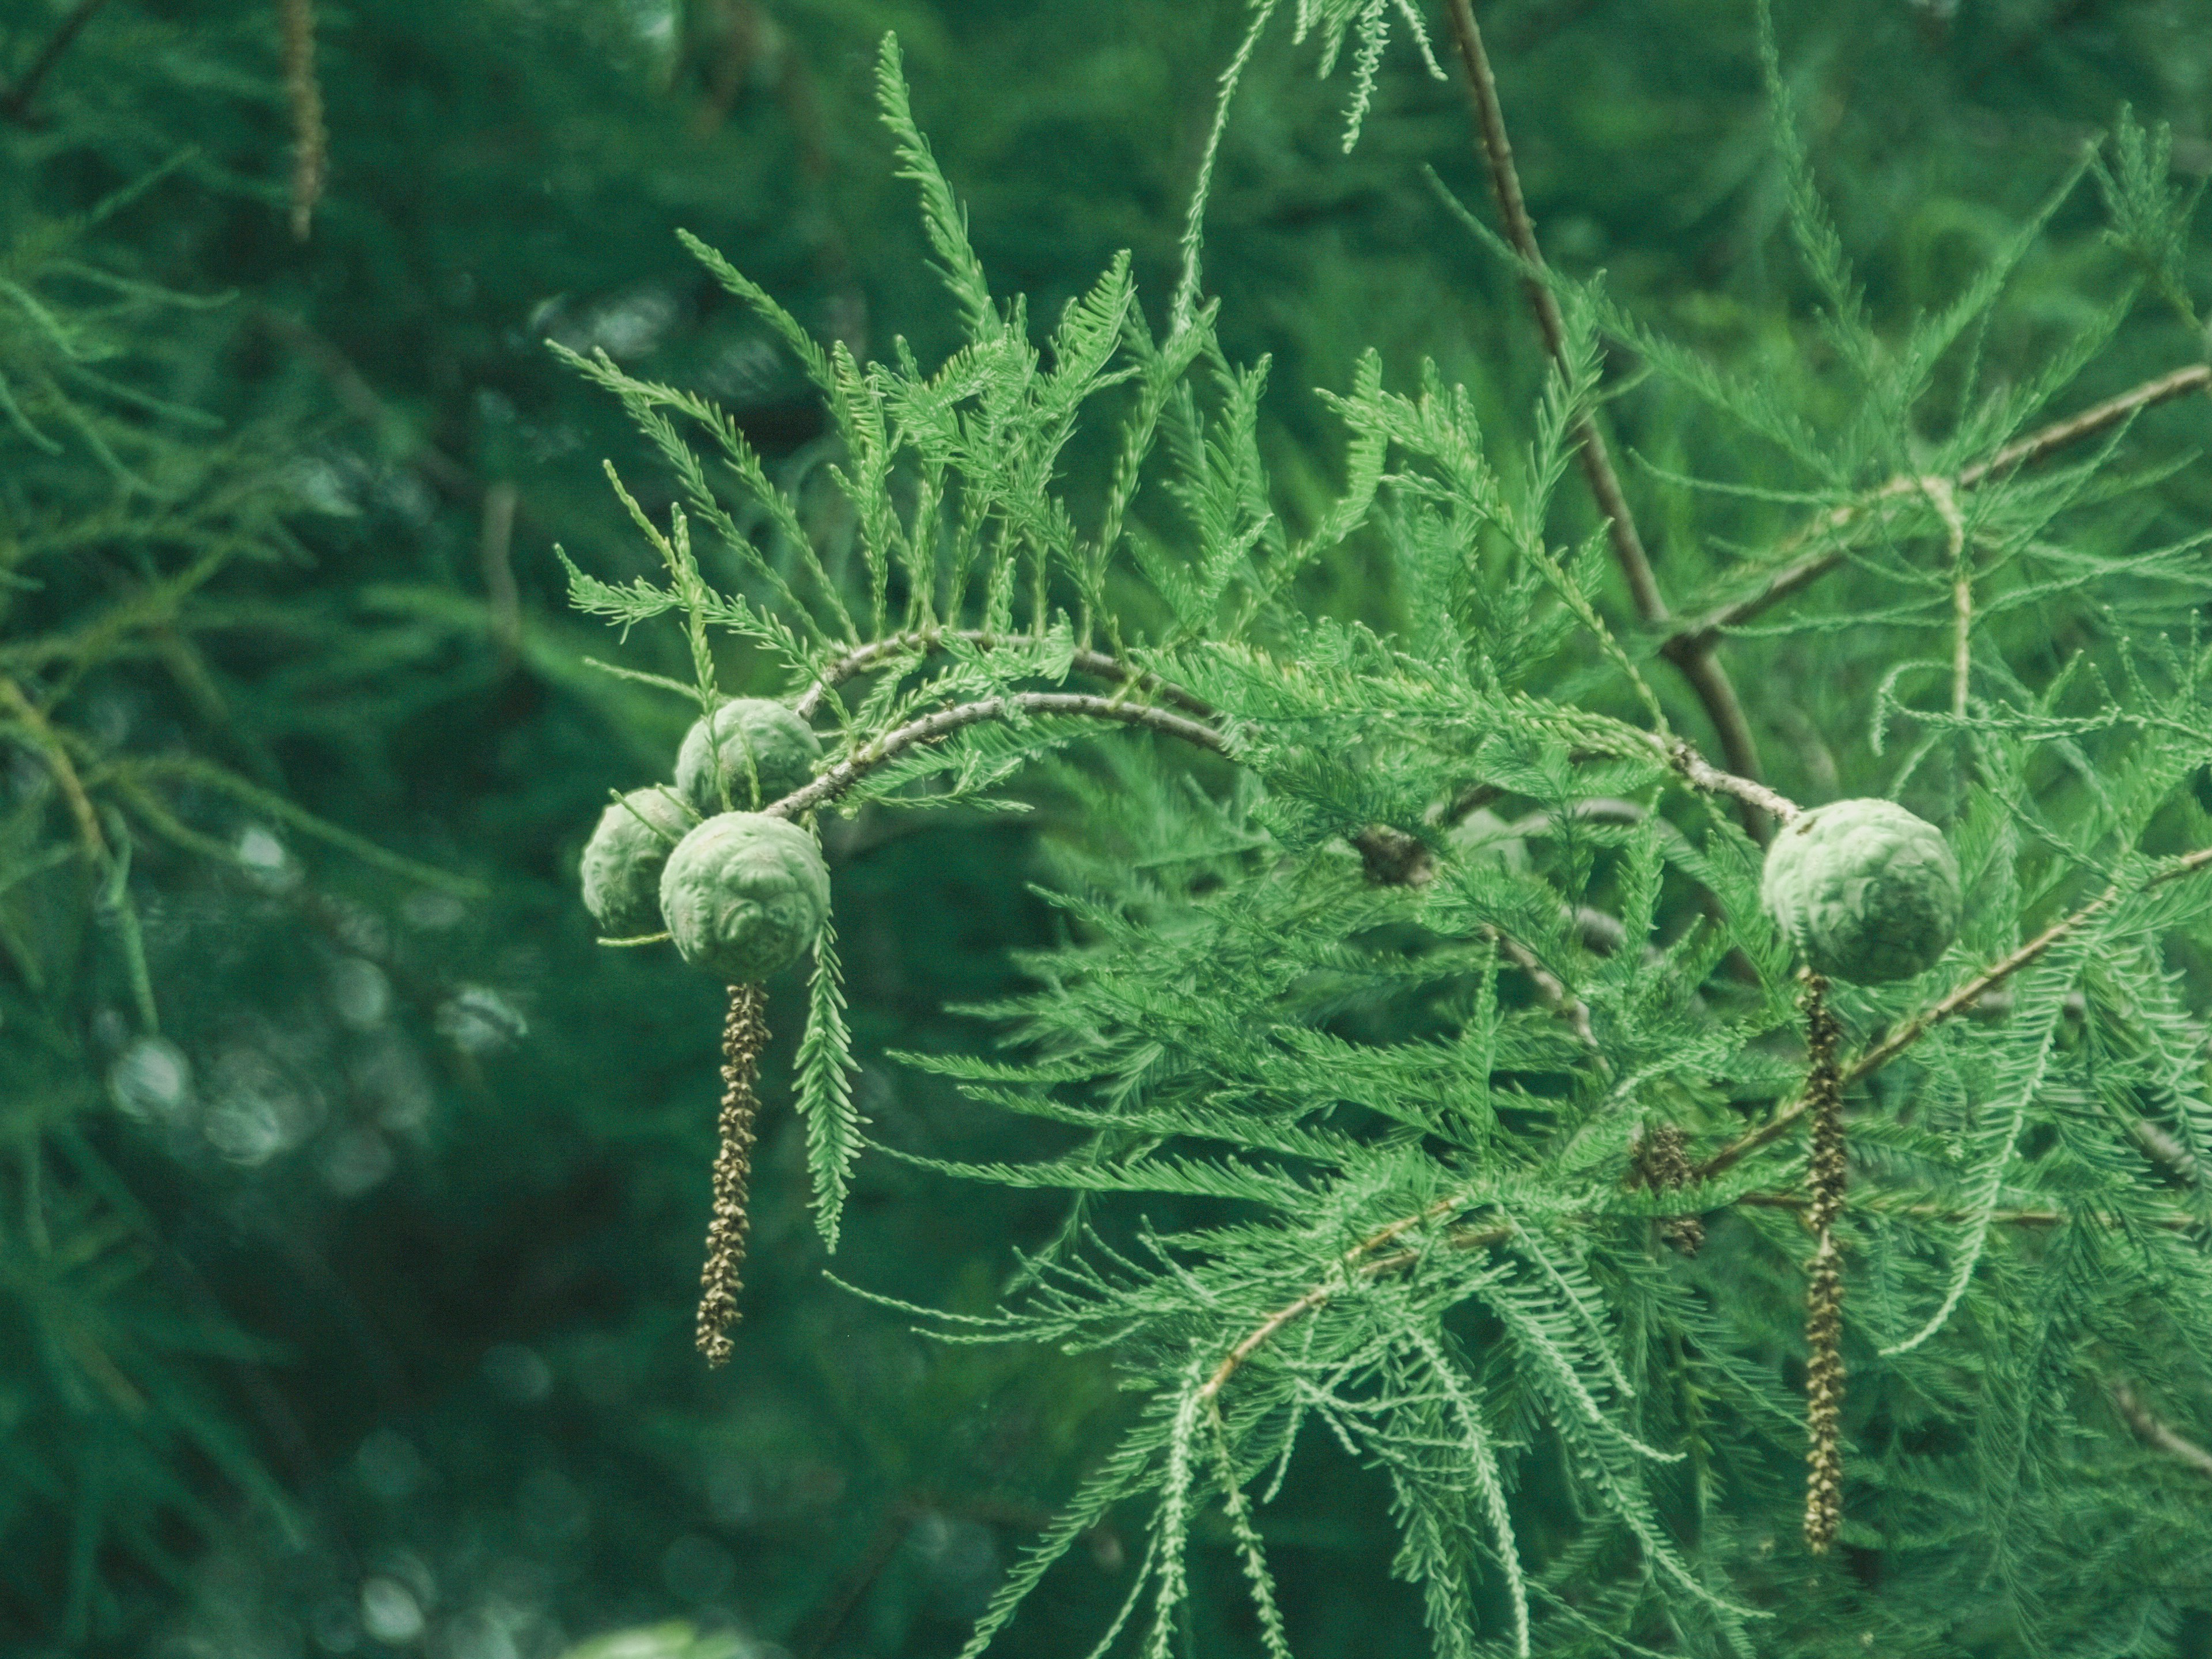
xmin=570 ymin=7 xmax=2212 ymax=1654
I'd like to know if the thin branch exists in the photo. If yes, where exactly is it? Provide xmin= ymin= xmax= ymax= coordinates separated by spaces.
xmin=1194 ymin=1162 xmax=2212 ymax=1415
xmin=1658 ymin=735 xmax=1802 ymax=825
xmin=1964 ymin=364 xmax=2212 ymax=484
xmin=1672 ymin=363 xmax=2212 ymax=649
xmin=793 ymin=628 xmax=1215 ymax=720
xmin=763 ymin=692 xmax=1231 ymax=820
xmin=1699 ymin=843 xmax=2212 ymax=1181
xmin=1736 ymin=1191 xmax=2195 ymax=1229
xmin=1199 ymin=847 xmax=2212 ymax=1410
xmin=1190 ymin=824 xmax=2212 ymax=1406
xmin=0 ymin=0 xmax=113 ymax=123
xmin=0 ymin=675 xmax=107 ymax=862
xmin=1197 ymin=1206 xmax=1514 ymax=1403
xmin=1441 ymin=0 xmax=1766 ymax=824
xmin=1486 ymin=925 xmax=1601 ymax=1054
xmin=2110 ymin=1381 xmax=2212 ymax=1481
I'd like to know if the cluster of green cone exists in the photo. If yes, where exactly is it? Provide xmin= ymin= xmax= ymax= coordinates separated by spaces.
xmin=579 ymin=698 xmax=832 ymax=983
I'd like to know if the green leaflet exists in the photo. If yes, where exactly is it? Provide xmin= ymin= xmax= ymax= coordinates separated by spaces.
xmin=796 ymin=918 xmax=865 ymax=1251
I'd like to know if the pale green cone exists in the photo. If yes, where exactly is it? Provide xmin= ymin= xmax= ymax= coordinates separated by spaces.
xmin=580 ymin=787 xmax=695 ymax=938
xmin=659 ymin=812 xmax=831 ymax=982
xmin=675 ymin=698 xmax=821 ymax=815
xmin=1760 ymin=798 xmax=1961 ymax=984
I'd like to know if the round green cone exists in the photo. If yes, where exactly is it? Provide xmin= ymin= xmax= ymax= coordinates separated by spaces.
xmin=675 ymin=698 xmax=821 ymax=814
xmin=659 ymin=812 xmax=831 ymax=983
xmin=580 ymin=787 xmax=695 ymax=938
xmin=1760 ymin=797 xmax=1961 ymax=984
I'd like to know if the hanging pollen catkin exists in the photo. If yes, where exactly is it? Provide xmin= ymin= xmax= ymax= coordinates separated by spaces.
xmin=1801 ymin=973 xmax=1847 ymax=1554
xmin=698 ymin=983 xmax=768 ymax=1366
xmin=278 ymin=0 xmax=327 ymax=239
xmin=1629 ymin=1121 xmax=1703 ymax=1255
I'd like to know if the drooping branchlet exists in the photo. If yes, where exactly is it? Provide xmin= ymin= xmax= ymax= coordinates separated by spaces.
xmin=698 ymin=982 xmax=768 ymax=1367
xmin=1801 ymin=972 xmax=1847 ymax=1554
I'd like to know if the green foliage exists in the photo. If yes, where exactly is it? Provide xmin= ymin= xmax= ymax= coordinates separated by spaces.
xmin=565 ymin=13 xmax=2212 ymax=1657
xmin=11 ymin=0 xmax=2212 ymax=1656
xmin=797 ymin=917 xmax=865 ymax=1248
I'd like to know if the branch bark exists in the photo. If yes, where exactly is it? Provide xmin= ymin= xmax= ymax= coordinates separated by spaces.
xmin=764 ymin=691 xmax=1232 ymax=820
xmin=1670 ymin=363 xmax=2212 ymax=650
xmin=1441 ymin=0 xmax=1765 ymax=830
xmin=2111 ymin=1381 xmax=2212 ymax=1482
xmin=794 ymin=628 xmax=1215 ymax=720
xmin=1698 ymin=842 xmax=2212 ymax=1181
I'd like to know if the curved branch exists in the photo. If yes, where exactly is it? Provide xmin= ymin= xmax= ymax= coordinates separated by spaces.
xmin=1442 ymin=0 xmax=1766 ymax=829
xmin=0 ymin=675 xmax=107 ymax=862
xmin=1194 ymin=844 xmax=2212 ymax=1406
xmin=1670 ymin=363 xmax=2212 ymax=650
xmin=1698 ymin=842 xmax=2212 ymax=1181
xmin=1658 ymin=736 xmax=1802 ymax=825
xmin=2111 ymin=1381 xmax=2212 ymax=1481
xmin=794 ymin=628 xmax=1215 ymax=721
xmin=764 ymin=691 xmax=1232 ymax=820
xmin=1197 ymin=1207 xmax=1514 ymax=1404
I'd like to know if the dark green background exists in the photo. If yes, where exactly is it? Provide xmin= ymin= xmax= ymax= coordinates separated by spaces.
xmin=3 ymin=1 xmax=2207 ymax=1653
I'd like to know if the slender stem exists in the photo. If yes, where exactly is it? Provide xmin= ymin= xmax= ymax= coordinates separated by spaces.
xmin=1672 ymin=363 xmax=2212 ymax=649
xmin=764 ymin=692 xmax=1230 ymax=821
xmin=1199 ymin=845 xmax=2212 ymax=1403
xmin=1190 ymin=1164 xmax=2192 ymax=1408
xmin=1441 ymin=0 xmax=1766 ymax=825
xmin=2111 ymin=1381 xmax=2212 ymax=1481
xmin=1659 ymin=735 xmax=1801 ymax=825
xmin=0 ymin=676 xmax=107 ymax=862
xmin=794 ymin=628 xmax=1214 ymax=720
xmin=1700 ymin=843 xmax=2212 ymax=1181
xmin=1486 ymin=926 xmax=1601 ymax=1056
xmin=0 ymin=0 xmax=113 ymax=122
xmin=1197 ymin=1204 xmax=1514 ymax=1403
xmin=1964 ymin=363 xmax=2212 ymax=484
xmin=1734 ymin=1192 xmax=2195 ymax=1228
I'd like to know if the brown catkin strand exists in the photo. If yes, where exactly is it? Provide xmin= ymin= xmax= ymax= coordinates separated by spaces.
xmin=278 ymin=0 xmax=327 ymax=240
xmin=1629 ymin=1120 xmax=1704 ymax=1255
xmin=1801 ymin=972 xmax=1847 ymax=1554
xmin=698 ymin=982 xmax=768 ymax=1366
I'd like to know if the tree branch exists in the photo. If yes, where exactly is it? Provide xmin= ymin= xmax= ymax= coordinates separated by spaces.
xmin=1657 ymin=734 xmax=1802 ymax=825
xmin=1441 ymin=0 xmax=1766 ymax=827
xmin=764 ymin=691 xmax=1232 ymax=820
xmin=0 ymin=675 xmax=107 ymax=862
xmin=1698 ymin=843 xmax=2212 ymax=1181
xmin=0 ymin=0 xmax=112 ymax=123
xmin=1670 ymin=363 xmax=2212 ymax=650
xmin=1197 ymin=1207 xmax=1514 ymax=1404
xmin=2111 ymin=1381 xmax=2212 ymax=1481
xmin=793 ymin=628 xmax=1215 ymax=720
xmin=1183 ymin=840 xmax=2212 ymax=1408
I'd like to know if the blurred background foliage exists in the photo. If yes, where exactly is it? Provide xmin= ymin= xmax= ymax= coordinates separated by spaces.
xmin=1 ymin=0 xmax=2207 ymax=1654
